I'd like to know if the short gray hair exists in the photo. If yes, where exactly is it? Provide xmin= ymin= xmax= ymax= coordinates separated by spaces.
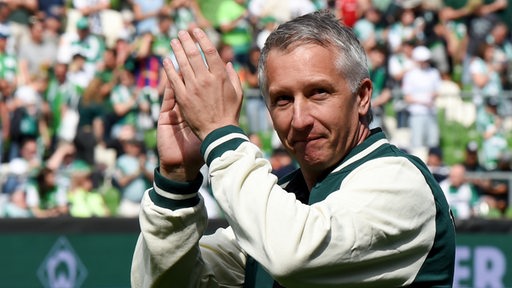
xmin=258 ymin=10 xmax=369 ymax=98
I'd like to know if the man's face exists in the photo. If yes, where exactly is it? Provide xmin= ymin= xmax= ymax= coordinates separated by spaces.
xmin=265 ymin=44 xmax=368 ymax=172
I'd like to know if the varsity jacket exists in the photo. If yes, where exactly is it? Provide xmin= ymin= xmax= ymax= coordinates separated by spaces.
xmin=131 ymin=126 xmax=455 ymax=287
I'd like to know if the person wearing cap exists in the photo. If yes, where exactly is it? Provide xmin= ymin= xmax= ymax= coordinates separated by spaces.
xmin=402 ymin=45 xmax=442 ymax=150
xmin=69 ymin=16 xmax=106 ymax=75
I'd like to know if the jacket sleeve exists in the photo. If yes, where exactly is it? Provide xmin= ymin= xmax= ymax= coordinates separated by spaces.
xmin=130 ymin=168 xmax=247 ymax=288
xmin=201 ymin=126 xmax=438 ymax=287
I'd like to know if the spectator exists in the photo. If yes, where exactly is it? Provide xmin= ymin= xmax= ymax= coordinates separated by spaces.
xmin=36 ymin=0 xmax=65 ymax=44
xmin=441 ymin=0 xmax=508 ymax=87
xmin=67 ymin=160 xmax=109 ymax=217
xmin=439 ymin=163 xmax=480 ymax=219
xmin=269 ymin=146 xmax=296 ymax=179
xmin=481 ymin=152 xmax=512 ymax=217
xmin=74 ymin=74 xmax=105 ymax=166
xmin=387 ymin=7 xmax=423 ymax=53
xmin=402 ymin=45 xmax=442 ymax=149
xmin=216 ymin=0 xmax=253 ymax=66
xmin=9 ymin=75 xmax=49 ymax=159
xmin=109 ymin=68 xmax=138 ymax=140
xmin=462 ymin=140 xmax=490 ymax=198
xmin=68 ymin=17 xmax=106 ymax=76
xmin=25 ymin=167 xmax=68 ymax=217
xmin=117 ymin=9 xmax=136 ymax=43
xmin=132 ymin=0 xmax=171 ymax=36
xmin=45 ymin=62 xmax=82 ymax=148
xmin=2 ymin=137 xmax=41 ymax=195
xmin=255 ymin=16 xmax=278 ymax=50
xmin=93 ymin=48 xmax=122 ymax=142
xmin=0 ymin=29 xmax=15 ymax=163
xmin=388 ymin=39 xmax=415 ymax=128
xmin=2 ymin=189 xmax=32 ymax=218
xmin=149 ymin=13 xmax=173 ymax=60
xmin=419 ymin=1 xmax=450 ymax=75
xmin=0 ymin=28 xmax=17 ymax=94
xmin=67 ymin=51 xmax=94 ymax=91
xmin=6 ymin=0 xmax=38 ymax=53
xmin=17 ymin=16 xmax=57 ymax=85
xmin=132 ymin=32 xmax=166 ymax=96
xmin=476 ymin=96 xmax=508 ymax=170
xmin=171 ymin=0 xmax=212 ymax=34
xmin=463 ymin=140 xmax=487 ymax=172
xmin=469 ymin=42 xmax=504 ymax=110
xmin=353 ymin=6 xmax=385 ymax=51
xmin=487 ymin=22 xmax=512 ymax=88
xmin=72 ymin=0 xmax=110 ymax=36
xmin=242 ymin=46 xmax=271 ymax=135
xmin=0 ymin=3 xmax=14 ymax=54
xmin=368 ymin=44 xmax=392 ymax=131
xmin=426 ymin=146 xmax=450 ymax=183
xmin=465 ymin=0 xmax=508 ymax=61
xmin=113 ymin=138 xmax=152 ymax=217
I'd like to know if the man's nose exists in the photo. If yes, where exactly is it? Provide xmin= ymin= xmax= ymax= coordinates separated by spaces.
xmin=291 ymin=98 xmax=314 ymax=130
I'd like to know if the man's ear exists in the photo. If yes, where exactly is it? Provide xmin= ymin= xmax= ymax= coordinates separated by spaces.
xmin=357 ymin=78 xmax=372 ymax=115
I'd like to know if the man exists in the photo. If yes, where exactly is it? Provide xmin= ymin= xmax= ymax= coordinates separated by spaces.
xmin=402 ymin=45 xmax=442 ymax=150
xmin=439 ymin=164 xmax=480 ymax=219
xmin=131 ymin=11 xmax=455 ymax=287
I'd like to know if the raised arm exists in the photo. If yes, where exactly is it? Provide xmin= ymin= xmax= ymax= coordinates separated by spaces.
xmin=131 ymin=83 xmax=245 ymax=287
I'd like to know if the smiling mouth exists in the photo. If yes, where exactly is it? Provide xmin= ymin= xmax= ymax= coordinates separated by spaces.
xmin=291 ymin=136 xmax=322 ymax=146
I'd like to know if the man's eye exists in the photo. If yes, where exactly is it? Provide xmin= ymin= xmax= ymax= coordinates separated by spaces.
xmin=312 ymin=88 xmax=328 ymax=96
xmin=273 ymin=96 xmax=292 ymax=107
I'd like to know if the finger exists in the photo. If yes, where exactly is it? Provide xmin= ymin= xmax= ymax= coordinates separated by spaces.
xmin=191 ymin=28 xmax=225 ymax=75
xmin=160 ymin=84 xmax=176 ymax=113
xmin=170 ymin=35 xmax=196 ymax=83
xmin=161 ymin=83 xmax=186 ymax=124
xmin=163 ymin=56 xmax=187 ymax=100
xmin=226 ymin=62 xmax=243 ymax=99
xmin=177 ymin=30 xmax=209 ymax=75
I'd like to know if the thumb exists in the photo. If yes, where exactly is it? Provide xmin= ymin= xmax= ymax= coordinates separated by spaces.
xmin=161 ymin=84 xmax=176 ymax=113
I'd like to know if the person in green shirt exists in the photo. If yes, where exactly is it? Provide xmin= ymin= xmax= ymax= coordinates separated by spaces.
xmin=216 ymin=0 xmax=253 ymax=66
xmin=67 ymin=160 xmax=109 ymax=218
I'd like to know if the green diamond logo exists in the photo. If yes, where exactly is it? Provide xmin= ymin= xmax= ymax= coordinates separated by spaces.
xmin=38 ymin=236 xmax=88 ymax=288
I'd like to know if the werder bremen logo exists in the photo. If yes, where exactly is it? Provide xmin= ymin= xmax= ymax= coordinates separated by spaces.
xmin=38 ymin=236 xmax=88 ymax=288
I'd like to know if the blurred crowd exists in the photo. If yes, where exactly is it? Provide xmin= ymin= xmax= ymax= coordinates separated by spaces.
xmin=0 ymin=0 xmax=511 ymax=219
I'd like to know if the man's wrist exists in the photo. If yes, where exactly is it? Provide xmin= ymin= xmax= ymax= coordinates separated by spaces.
xmin=160 ymin=164 xmax=202 ymax=182
xmin=152 ymin=168 xmax=203 ymax=210
xmin=200 ymin=125 xmax=249 ymax=166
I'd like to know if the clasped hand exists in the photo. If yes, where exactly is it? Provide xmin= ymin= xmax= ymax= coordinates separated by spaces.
xmin=158 ymin=28 xmax=243 ymax=180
